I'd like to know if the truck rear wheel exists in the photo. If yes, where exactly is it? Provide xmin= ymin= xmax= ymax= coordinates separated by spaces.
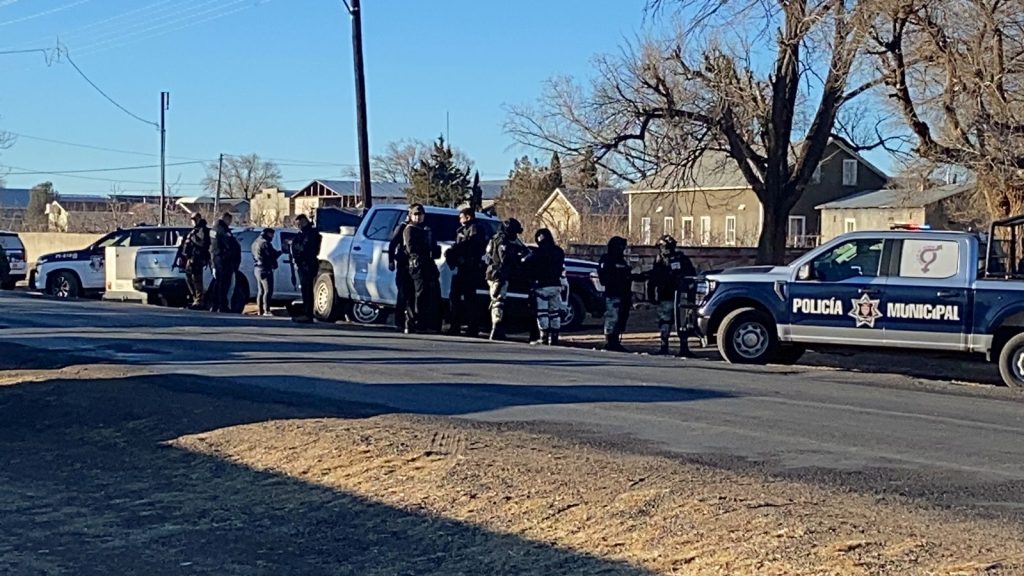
xmin=717 ymin=307 xmax=778 ymax=364
xmin=313 ymin=272 xmax=340 ymax=322
xmin=998 ymin=332 xmax=1024 ymax=388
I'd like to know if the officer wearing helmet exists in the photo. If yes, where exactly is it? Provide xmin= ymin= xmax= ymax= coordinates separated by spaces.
xmin=522 ymin=228 xmax=566 ymax=345
xmin=485 ymin=217 xmax=527 ymax=340
xmin=646 ymin=234 xmax=697 ymax=357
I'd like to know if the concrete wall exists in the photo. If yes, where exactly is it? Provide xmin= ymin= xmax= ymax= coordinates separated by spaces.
xmin=567 ymin=243 xmax=808 ymax=273
xmin=18 ymin=232 xmax=104 ymax=263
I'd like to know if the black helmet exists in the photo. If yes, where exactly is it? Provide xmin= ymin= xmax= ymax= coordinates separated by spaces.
xmin=656 ymin=234 xmax=677 ymax=253
xmin=505 ymin=218 xmax=523 ymax=236
xmin=607 ymin=236 xmax=627 ymax=257
xmin=535 ymin=228 xmax=554 ymax=245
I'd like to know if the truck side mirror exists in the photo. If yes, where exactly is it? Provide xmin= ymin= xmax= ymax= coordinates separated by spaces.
xmin=797 ymin=263 xmax=813 ymax=281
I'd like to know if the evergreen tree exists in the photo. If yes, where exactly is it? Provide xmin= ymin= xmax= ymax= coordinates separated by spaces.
xmin=26 ymin=181 xmax=55 ymax=231
xmin=406 ymin=135 xmax=472 ymax=208
xmin=577 ymin=148 xmax=599 ymax=190
xmin=545 ymin=151 xmax=564 ymax=190
xmin=469 ymin=171 xmax=483 ymax=212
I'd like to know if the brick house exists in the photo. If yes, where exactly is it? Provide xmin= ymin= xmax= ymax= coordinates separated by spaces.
xmin=624 ymin=139 xmax=889 ymax=247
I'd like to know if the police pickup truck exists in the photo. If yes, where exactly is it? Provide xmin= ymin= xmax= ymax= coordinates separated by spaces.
xmin=696 ymin=216 xmax=1024 ymax=387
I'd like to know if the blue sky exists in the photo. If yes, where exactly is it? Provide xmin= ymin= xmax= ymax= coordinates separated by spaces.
xmin=0 ymin=0 xmax=893 ymax=196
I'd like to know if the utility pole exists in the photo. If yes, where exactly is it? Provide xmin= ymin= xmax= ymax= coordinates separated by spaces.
xmin=159 ymin=91 xmax=169 ymax=225
xmin=345 ymin=0 xmax=373 ymax=210
xmin=214 ymin=153 xmax=224 ymax=216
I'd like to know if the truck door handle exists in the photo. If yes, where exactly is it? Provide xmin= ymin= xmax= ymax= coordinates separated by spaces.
xmin=858 ymin=287 xmax=878 ymax=296
xmin=353 ymin=245 xmax=362 ymax=252
xmin=937 ymin=290 xmax=960 ymax=298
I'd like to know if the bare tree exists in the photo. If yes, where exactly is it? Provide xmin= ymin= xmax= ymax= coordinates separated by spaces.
xmin=201 ymin=154 xmax=282 ymax=200
xmin=371 ymin=138 xmax=474 ymax=184
xmin=0 ymin=130 xmax=14 ymax=188
xmin=507 ymin=0 xmax=888 ymax=263
xmin=870 ymin=0 xmax=1024 ymax=218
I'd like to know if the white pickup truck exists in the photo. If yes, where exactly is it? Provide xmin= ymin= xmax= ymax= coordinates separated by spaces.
xmin=312 ymin=204 xmax=572 ymax=328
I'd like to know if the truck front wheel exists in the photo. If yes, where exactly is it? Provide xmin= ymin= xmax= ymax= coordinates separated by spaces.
xmin=997 ymin=332 xmax=1024 ymax=388
xmin=717 ymin=307 xmax=779 ymax=364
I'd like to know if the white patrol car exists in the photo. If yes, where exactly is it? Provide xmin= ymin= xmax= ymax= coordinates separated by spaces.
xmin=32 ymin=225 xmax=190 ymax=299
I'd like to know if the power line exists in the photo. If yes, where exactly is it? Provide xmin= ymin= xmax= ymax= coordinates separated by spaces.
xmin=5 ymin=131 xmax=210 ymax=161
xmin=0 ymin=0 xmax=92 ymax=27
xmin=68 ymin=0 xmax=230 ymax=53
xmin=61 ymin=48 xmax=159 ymax=129
xmin=6 ymin=160 xmax=202 ymax=176
xmin=3 ymin=165 xmax=204 ymax=185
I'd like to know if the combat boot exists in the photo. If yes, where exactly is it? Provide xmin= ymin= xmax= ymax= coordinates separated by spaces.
xmin=549 ymin=331 xmax=559 ymax=346
xmin=604 ymin=333 xmax=627 ymax=352
xmin=658 ymin=338 xmax=670 ymax=355
xmin=489 ymin=323 xmax=506 ymax=341
xmin=530 ymin=330 xmax=547 ymax=346
xmin=675 ymin=332 xmax=696 ymax=358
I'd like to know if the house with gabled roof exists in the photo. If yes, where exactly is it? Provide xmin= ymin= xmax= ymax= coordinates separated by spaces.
xmin=624 ymin=139 xmax=889 ymax=247
xmin=535 ymin=186 xmax=627 ymax=243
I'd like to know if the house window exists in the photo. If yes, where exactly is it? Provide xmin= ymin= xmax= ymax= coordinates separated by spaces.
xmin=699 ymin=216 xmax=711 ymax=245
xmin=681 ymin=217 xmax=694 ymax=244
xmin=788 ymin=215 xmax=806 ymax=246
xmin=640 ymin=217 xmax=652 ymax=245
xmin=842 ymin=159 xmax=858 ymax=186
xmin=663 ymin=216 xmax=674 ymax=238
xmin=844 ymin=218 xmax=857 ymax=233
xmin=725 ymin=215 xmax=737 ymax=246
xmin=811 ymin=165 xmax=822 ymax=184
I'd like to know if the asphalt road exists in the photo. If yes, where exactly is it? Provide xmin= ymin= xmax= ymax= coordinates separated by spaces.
xmin=3 ymin=291 xmax=1024 ymax=520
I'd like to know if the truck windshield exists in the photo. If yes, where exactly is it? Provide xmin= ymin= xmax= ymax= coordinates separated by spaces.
xmin=94 ymin=231 xmax=131 ymax=248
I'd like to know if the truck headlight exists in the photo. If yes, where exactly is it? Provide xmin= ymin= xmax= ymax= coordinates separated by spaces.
xmin=695 ymin=279 xmax=717 ymax=299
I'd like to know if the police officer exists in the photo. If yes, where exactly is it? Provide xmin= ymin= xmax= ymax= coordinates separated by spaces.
xmin=402 ymin=204 xmax=442 ymax=333
xmin=598 ymin=236 xmax=638 ymax=352
xmin=210 ymin=212 xmax=241 ymax=313
xmin=522 ymin=228 xmax=566 ymax=346
xmin=388 ymin=214 xmax=412 ymax=332
xmin=290 ymin=214 xmax=322 ymax=323
xmin=647 ymin=234 xmax=697 ymax=357
xmin=176 ymin=212 xmax=210 ymax=309
xmin=252 ymin=228 xmax=281 ymax=317
xmin=445 ymin=207 xmax=489 ymax=336
xmin=0 ymin=243 xmax=9 ymax=290
xmin=485 ymin=218 xmax=526 ymax=341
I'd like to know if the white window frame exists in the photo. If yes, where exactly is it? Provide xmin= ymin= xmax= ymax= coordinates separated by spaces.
xmin=663 ymin=216 xmax=674 ymax=238
xmin=681 ymin=217 xmax=694 ymax=244
xmin=842 ymin=159 xmax=858 ymax=186
xmin=811 ymin=164 xmax=822 ymax=184
xmin=699 ymin=216 xmax=711 ymax=246
xmin=788 ymin=215 xmax=806 ymax=245
xmin=844 ymin=218 xmax=857 ymax=233
xmin=725 ymin=215 xmax=737 ymax=246
xmin=640 ymin=217 xmax=652 ymax=245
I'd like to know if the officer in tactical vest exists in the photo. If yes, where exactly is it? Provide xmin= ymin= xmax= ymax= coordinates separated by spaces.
xmin=485 ymin=218 xmax=527 ymax=341
xmin=402 ymin=204 xmax=442 ymax=333
xmin=598 ymin=236 xmax=642 ymax=352
xmin=175 ymin=212 xmax=210 ymax=309
xmin=290 ymin=214 xmax=323 ymax=323
xmin=647 ymin=234 xmax=698 ymax=357
xmin=522 ymin=228 xmax=566 ymax=346
xmin=388 ymin=214 xmax=412 ymax=332
xmin=210 ymin=212 xmax=241 ymax=313
xmin=445 ymin=207 xmax=489 ymax=336
xmin=0 ymin=243 xmax=9 ymax=290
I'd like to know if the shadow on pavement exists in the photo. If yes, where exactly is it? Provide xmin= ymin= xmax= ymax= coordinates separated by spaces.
xmin=0 ymin=368 xmax=660 ymax=575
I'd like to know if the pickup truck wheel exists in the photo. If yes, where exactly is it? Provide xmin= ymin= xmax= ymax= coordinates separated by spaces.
xmin=774 ymin=344 xmax=806 ymax=365
xmin=561 ymin=293 xmax=586 ymax=331
xmin=997 ymin=332 xmax=1024 ymax=388
xmin=717 ymin=307 xmax=778 ymax=364
xmin=348 ymin=301 xmax=382 ymax=324
xmin=313 ymin=272 xmax=340 ymax=321
xmin=47 ymin=271 xmax=81 ymax=300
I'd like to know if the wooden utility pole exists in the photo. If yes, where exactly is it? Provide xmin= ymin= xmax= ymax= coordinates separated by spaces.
xmin=214 ymin=153 xmax=224 ymax=216
xmin=346 ymin=0 xmax=373 ymax=210
xmin=159 ymin=91 xmax=169 ymax=225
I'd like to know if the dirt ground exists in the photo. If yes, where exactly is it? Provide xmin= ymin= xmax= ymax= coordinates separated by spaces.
xmin=1 ymin=346 xmax=1022 ymax=575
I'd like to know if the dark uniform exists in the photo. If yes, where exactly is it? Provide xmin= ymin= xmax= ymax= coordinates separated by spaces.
xmin=290 ymin=220 xmax=323 ymax=321
xmin=403 ymin=212 xmax=441 ymax=332
xmin=597 ymin=236 xmax=638 ymax=352
xmin=445 ymin=217 xmax=489 ymax=336
xmin=176 ymin=216 xmax=210 ymax=308
xmin=251 ymin=232 xmax=281 ymax=316
xmin=210 ymin=218 xmax=241 ymax=313
xmin=485 ymin=218 xmax=527 ymax=341
xmin=646 ymin=234 xmax=697 ymax=357
xmin=0 ymin=245 xmax=9 ymax=289
xmin=522 ymin=228 xmax=566 ymax=345
xmin=388 ymin=219 xmax=412 ymax=331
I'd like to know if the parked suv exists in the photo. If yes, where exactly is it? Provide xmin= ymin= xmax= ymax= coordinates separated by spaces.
xmin=33 ymin=225 xmax=190 ymax=299
xmin=0 ymin=231 xmax=27 ymax=290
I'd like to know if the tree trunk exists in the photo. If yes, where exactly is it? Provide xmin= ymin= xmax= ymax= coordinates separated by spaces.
xmin=756 ymin=191 xmax=798 ymax=265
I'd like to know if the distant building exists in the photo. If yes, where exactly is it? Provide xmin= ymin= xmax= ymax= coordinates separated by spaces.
xmin=625 ymin=139 xmax=889 ymax=247
xmin=47 ymin=194 xmax=166 ymax=232
xmin=817 ymin=181 xmax=977 ymax=241
xmin=249 ymin=187 xmax=301 ymax=226
xmin=288 ymin=179 xmax=508 ymax=222
xmin=175 ymin=196 xmax=250 ymax=224
xmin=535 ymin=187 xmax=627 ymax=243
xmin=0 ymin=187 xmax=31 ymax=230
